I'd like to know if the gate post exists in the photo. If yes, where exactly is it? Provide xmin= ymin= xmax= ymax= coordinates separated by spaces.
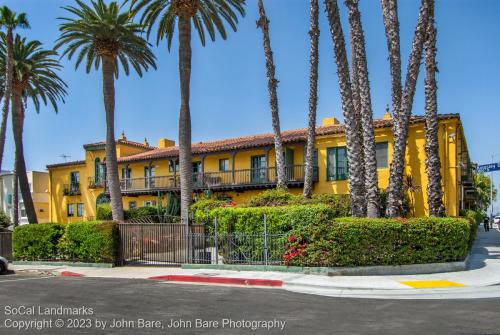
xmin=214 ymin=217 xmax=219 ymax=265
xmin=263 ymin=214 xmax=268 ymax=266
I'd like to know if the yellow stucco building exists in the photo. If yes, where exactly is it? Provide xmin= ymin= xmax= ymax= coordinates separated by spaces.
xmin=47 ymin=113 xmax=473 ymax=223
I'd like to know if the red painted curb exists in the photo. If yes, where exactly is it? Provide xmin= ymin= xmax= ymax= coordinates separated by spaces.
xmin=149 ymin=275 xmax=283 ymax=287
xmin=61 ymin=271 xmax=85 ymax=277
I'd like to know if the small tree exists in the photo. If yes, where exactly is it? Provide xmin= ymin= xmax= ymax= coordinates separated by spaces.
xmin=0 ymin=209 xmax=10 ymax=229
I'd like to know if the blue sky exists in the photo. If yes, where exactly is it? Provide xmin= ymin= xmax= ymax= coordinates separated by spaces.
xmin=3 ymin=0 xmax=500 ymax=209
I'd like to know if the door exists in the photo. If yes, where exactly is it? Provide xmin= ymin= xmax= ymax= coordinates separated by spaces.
xmin=70 ymin=171 xmax=80 ymax=193
xmin=192 ymin=162 xmax=202 ymax=187
xmin=284 ymin=148 xmax=294 ymax=180
xmin=122 ymin=167 xmax=132 ymax=189
xmin=145 ymin=165 xmax=156 ymax=189
xmin=251 ymin=155 xmax=267 ymax=184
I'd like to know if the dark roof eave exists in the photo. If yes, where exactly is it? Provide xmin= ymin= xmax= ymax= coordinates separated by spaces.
xmin=47 ymin=160 xmax=86 ymax=169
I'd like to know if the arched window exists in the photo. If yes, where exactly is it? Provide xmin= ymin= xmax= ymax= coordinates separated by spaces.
xmin=96 ymin=193 xmax=110 ymax=207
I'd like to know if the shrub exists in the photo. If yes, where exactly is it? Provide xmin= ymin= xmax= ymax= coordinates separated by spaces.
xmin=461 ymin=209 xmax=482 ymax=248
xmin=0 ymin=210 xmax=11 ymax=229
xmin=197 ymin=204 xmax=341 ymax=235
xmin=190 ymin=199 xmax=231 ymax=224
xmin=96 ymin=204 xmax=113 ymax=220
xmin=58 ymin=221 xmax=118 ymax=263
xmin=243 ymin=189 xmax=299 ymax=207
xmin=126 ymin=206 xmax=159 ymax=220
xmin=13 ymin=223 xmax=65 ymax=260
xmin=285 ymin=217 xmax=471 ymax=267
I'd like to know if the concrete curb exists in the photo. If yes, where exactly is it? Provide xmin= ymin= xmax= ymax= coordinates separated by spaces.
xmin=182 ymin=260 xmax=467 ymax=276
xmin=149 ymin=275 xmax=283 ymax=287
xmin=13 ymin=261 xmax=114 ymax=268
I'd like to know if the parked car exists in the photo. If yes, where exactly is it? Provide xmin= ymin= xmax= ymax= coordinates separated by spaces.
xmin=494 ymin=216 xmax=500 ymax=227
xmin=0 ymin=256 xmax=8 ymax=274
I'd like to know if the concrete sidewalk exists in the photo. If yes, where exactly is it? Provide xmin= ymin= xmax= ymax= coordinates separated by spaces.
xmin=12 ymin=227 xmax=500 ymax=299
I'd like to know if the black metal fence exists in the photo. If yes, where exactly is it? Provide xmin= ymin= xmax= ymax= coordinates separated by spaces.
xmin=118 ymin=223 xmax=206 ymax=266
xmin=0 ymin=232 xmax=13 ymax=261
xmin=118 ymin=218 xmax=289 ymax=266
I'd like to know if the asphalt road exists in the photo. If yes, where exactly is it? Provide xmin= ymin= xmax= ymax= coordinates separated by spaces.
xmin=0 ymin=272 xmax=500 ymax=335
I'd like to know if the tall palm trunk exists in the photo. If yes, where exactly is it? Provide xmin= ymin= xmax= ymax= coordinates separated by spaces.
xmin=13 ymin=165 xmax=18 ymax=226
xmin=257 ymin=0 xmax=286 ymax=190
xmin=381 ymin=0 xmax=402 ymax=117
xmin=303 ymin=0 xmax=320 ymax=198
xmin=0 ymin=29 xmax=14 ymax=173
xmin=349 ymin=9 xmax=366 ymax=215
xmin=102 ymin=56 xmax=124 ymax=222
xmin=12 ymin=90 xmax=37 ymax=223
xmin=346 ymin=0 xmax=379 ymax=217
xmin=424 ymin=1 xmax=444 ymax=217
xmin=178 ymin=16 xmax=193 ymax=225
xmin=386 ymin=0 xmax=431 ymax=217
xmin=324 ymin=0 xmax=365 ymax=217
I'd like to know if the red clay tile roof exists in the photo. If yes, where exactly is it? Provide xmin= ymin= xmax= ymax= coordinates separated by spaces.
xmin=117 ymin=113 xmax=460 ymax=164
xmin=47 ymin=160 xmax=86 ymax=169
xmin=83 ymin=139 xmax=156 ymax=150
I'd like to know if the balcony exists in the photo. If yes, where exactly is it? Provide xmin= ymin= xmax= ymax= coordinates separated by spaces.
xmin=88 ymin=177 xmax=104 ymax=189
xmin=64 ymin=183 xmax=81 ymax=196
xmin=105 ymin=165 xmax=318 ymax=195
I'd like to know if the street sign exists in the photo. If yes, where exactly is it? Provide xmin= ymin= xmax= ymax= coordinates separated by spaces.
xmin=477 ymin=163 xmax=500 ymax=173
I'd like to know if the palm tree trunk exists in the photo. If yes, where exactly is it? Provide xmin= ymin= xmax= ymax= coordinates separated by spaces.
xmin=13 ymin=164 xmax=18 ymax=226
xmin=349 ymin=10 xmax=366 ymax=216
xmin=424 ymin=0 xmax=444 ymax=217
xmin=380 ymin=0 xmax=402 ymax=117
xmin=303 ymin=0 xmax=320 ymax=199
xmin=346 ymin=0 xmax=380 ymax=217
xmin=386 ymin=0 xmax=431 ymax=217
xmin=12 ymin=90 xmax=37 ymax=223
xmin=257 ymin=0 xmax=286 ymax=190
xmin=102 ymin=56 xmax=124 ymax=222
xmin=324 ymin=0 xmax=365 ymax=217
xmin=178 ymin=16 xmax=193 ymax=226
xmin=0 ymin=30 xmax=14 ymax=173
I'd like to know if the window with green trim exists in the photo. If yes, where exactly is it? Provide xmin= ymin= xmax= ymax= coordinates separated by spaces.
xmin=219 ymin=158 xmax=230 ymax=172
xmin=327 ymin=147 xmax=348 ymax=181
xmin=376 ymin=142 xmax=389 ymax=168
xmin=67 ymin=204 xmax=75 ymax=217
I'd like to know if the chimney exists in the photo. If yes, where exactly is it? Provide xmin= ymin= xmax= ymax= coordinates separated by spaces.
xmin=158 ymin=138 xmax=175 ymax=148
xmin=383 ymin=104 xmax=392 ymax=120
xmin=321 ymin=117 xmax=340 ymax=127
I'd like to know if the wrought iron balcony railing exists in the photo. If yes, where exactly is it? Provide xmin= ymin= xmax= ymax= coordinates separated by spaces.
xmin=105 ymin=165 xmax=318 ymax=193
xmin=63 ymin=183 xmax=81 ymax=196
xmin=88 ymin=177 xmax=105 ymax=189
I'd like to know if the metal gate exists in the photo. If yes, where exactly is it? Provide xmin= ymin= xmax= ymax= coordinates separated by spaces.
xmin=0 ymin=232 xmax=13 ymax=261
xmin=118 ymin=223 xmax=205 ymax=266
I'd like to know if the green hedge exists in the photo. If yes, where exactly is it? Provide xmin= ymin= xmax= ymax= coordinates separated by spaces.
xmin=13 ymin=223 xmax=65 ymax=260
xmin=58 ymin=221 xmax=118 ymax=263
xmin=194 ymin=204 xmax=341 ymax=234
xmin=285 ymin=217 xmax=471 ymax=267
xmin=13 ymin=221 xmax=118 ymax=263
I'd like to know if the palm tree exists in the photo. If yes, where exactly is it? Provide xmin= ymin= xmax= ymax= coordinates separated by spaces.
xmin=345 ymin=0 xmax=379 ymax=217
xmin=324 ymin=0 xmax=365 ymax=217
xmin=380 ymin=0 xmax=402 ymax=121
xmin=0 ymin=6 xmax=29 ymax=174
xmin=126 ymin=0 xmax=245 ymax=224
xmin=348 ymin=4 xmax=365 ymax=215
xmin=256 ymin=0 xmax=286 ymax=190
xmin=383 ymin=0 xmax=431 ymax=217
xmin=303 ymin=0 xmax=320 ymax=198
xmin=56 ymin=0 xmax=157 ymax=222
xmin=423 ymin=0 xmax=444 ymax=217
xmin=0 ymin=35 xmax=67 ymax=224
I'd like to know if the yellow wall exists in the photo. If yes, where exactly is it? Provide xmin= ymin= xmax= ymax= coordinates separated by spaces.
xmin=48 ymin=119 xmax=465 ymax=223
